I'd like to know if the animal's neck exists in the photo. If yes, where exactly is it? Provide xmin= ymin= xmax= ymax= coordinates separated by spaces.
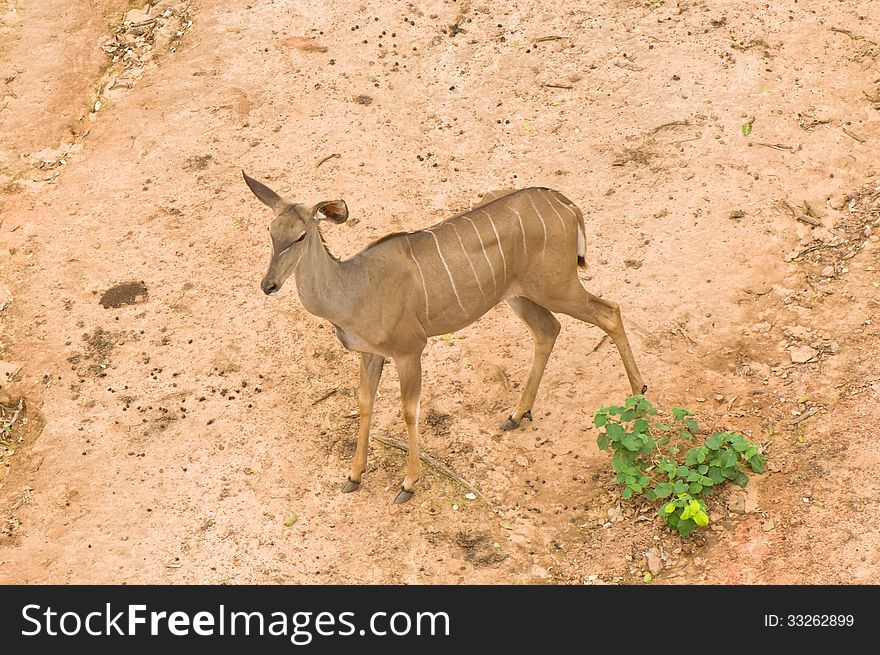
xmin=294 ymin=228 xmax=351 ymax=323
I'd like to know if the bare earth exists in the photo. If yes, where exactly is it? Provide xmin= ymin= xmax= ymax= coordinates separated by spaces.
xmin=1 ymin=0 xmax=879 ymax=584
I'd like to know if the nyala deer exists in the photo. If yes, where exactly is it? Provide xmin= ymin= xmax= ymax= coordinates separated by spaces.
xmin=243 ymin=172 xmax=646 ymax=503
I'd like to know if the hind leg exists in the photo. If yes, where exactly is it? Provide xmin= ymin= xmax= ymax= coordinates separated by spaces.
xmin=501 ymin=296 xmax=561 ymax=430
xmin=544 ymin=285 xmax=646 ymax=395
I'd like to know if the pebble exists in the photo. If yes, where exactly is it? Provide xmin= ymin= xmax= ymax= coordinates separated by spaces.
xmin=645 ymin=549 xmax=664 ymax=576
xmin=789 ymin=345 xmax=818 ymax=364
xmin=829 ymin=194 xmax=849 ymax=210
xmin=820 ymin=265 xmax=834 ymax=277
xmin=762 ymin=519 xmax=775 ymax=532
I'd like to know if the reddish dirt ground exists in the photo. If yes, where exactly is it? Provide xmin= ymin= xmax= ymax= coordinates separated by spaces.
xmin=1 ymin=0 xmax=879 ymax=584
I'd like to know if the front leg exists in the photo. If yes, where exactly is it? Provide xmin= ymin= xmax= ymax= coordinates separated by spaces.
xmin=342 ymin=352 xmax=385 ymax=493
xmin=393 ymin=352 xmax=423 ymax=504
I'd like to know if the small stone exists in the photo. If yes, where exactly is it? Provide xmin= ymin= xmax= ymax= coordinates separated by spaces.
xmin=464 ymin=492 xmax=477 ymax=500
xmin=124 ymin=8 xmax=151 ymax=24
xmin=820 ymin=266 xmax=835 ymax=277
xmin=606 ymin=504 xmax=622 ymax=522
xmin=752 ymin=321 xmax=772 ymax=333
xmin=829 ymin=194 xmax=849 ymax=210
xmin=762 ymin=519 xmax=775 ymax=532
xmin=645 ymin=549 xmax=664 ymax=576
xmin=728 ymin=488 xmax=758 ymax=514
xmin=789 ymin=345 xmax=819 ymax=364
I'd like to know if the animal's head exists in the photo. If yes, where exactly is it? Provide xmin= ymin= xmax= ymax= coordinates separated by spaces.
xmin=242 ymin=171 xmax=348 ymax=295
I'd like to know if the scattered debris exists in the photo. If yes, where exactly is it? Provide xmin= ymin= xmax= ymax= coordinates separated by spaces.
xmin=311 ymin=388 xmax=338 ymax=405
xmin=315 ymin=153 xmax=341 ymax=169
xmin=614 ymin=60 xmax=644 ymax=72
xmin=790 ymin=407 xmax=819 ymax=425
xmin=371 ymin=434 xmax=483 ymax=499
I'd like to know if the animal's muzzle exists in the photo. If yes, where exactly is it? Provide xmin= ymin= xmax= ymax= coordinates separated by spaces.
xmin=261 ymin=280 xmax=278 ymax=295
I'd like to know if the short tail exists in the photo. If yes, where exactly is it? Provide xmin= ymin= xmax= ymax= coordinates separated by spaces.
xmin=574 ymin=204 xmax=588 ymax=269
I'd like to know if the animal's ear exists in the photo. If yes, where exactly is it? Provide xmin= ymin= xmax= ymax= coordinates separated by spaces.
xmin=315 ymin=200 xmax=349 ymax=224
xmin=242 ymin=171 xmax=285 ymax=211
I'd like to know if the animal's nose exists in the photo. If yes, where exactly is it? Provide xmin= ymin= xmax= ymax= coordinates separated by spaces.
xmin=262 ymin=280 xmax=278 ymax=295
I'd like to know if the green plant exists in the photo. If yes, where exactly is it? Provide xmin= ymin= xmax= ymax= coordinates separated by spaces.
xmin=594 ymin=395 xmax=765 ymax=536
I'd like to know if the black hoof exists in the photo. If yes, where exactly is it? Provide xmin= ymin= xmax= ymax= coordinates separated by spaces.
xmin=500 ymin=410 xmax=532 ymax=431
xmin=341 ymin=477 xmax=361 ymax=493
xmin=394 ymin=487 xmax=414 ymax=504
xmin=641 ymin=384 xmax=648 ymax=394
xmin=500 ymin=416 xmax=519 ymax=431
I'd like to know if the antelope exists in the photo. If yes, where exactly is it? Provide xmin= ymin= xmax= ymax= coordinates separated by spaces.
xmin=243 ymin=172 xmax=646 ymax=504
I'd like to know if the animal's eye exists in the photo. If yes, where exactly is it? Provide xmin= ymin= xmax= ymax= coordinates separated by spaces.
xmin=294 ymin=233 xmax=306 ymax=243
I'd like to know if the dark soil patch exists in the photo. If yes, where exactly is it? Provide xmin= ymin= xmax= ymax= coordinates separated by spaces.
xmin=99 ymin=281 xmax=148 ymax=308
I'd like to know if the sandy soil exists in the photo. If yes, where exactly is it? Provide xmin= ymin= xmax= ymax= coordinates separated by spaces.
xmin=1 ymin=0 xmax=879 ymax=584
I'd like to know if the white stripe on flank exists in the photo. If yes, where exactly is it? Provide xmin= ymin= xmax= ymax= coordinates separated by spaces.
xmin=526 ymin=196 xmax=548 ymax=256
xmin=450 ymin=224 xmax=488 ymax=300
xmin=542 ymin=190 xmax=568 ymax=236
xmin=464 ymin=216 xmax=498 ymax=292
xmin=509 ymin=207 xmax=527 ymax=257
xmin=405 ymin=235 xmax=430 ymax=319
xmin=426 ymin=229 xmax=467 ymax=313
xmin=479 ymin=210 xmax=508 ymax=281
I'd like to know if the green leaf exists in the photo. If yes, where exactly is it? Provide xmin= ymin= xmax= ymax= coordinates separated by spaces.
xmin=733 ymin=472 xmax=749 ymax=488
xmin=749 ymin=453 xmax=766 ymax=474
xmin=593 ymin=413 xmax=608 ymax=428
xmin=679 ymin=429 xmax=694 ymax=442
xmin=685 ymin=418 xmax=699 ymax=433
xmin=697 ymin=464 xmax=709 ymax=474
xmin=624 ymin=395 xmax=639 ymax=409
xmin=621 ymin=434 xmax=641 ymax=451
xmin=684 ymin=449 xmax=700 ymax=466
xmin=742 ymin=121 xmax=752 ymax=137
xmin=671 ymin=408 xmax=692 ymax=421
xmin=728 ymin=433 xmax=748 ymax=452
xmin=662 ymin=502 xmax=677 ymax=515
xmin=673 ymin=480 xmax=688 ymax=494
xmin=676 ymin=465 xmax=691 ymax=479
xmin=597 ymin=434 xmax=609 ymax=451
xmin=655 ymin=482 xmax=674 ymax=499
xmin=632 ymin=418 xmax=650 ymax=433
xmin=522 ymin=120 xmax=533 ymax=132
xmin=707 ymin=467 xmax=726 ymax=484
xmin=677 ymin=518 xmax=698 ymax=536
xmin=721 ymin=450 xmax=738 ymax=469
xmin=621 ymin=409 xmax=636 ymax=422
xmin=705 ymin=433 xmax=725 ymax=450
xmin=694 ymin=509 xmax=709 ymax=527
xmin=622 ymin=486 xmax=634 ymax=500
xmin=283 ymin=512 xmax=298 ymax=527
xmin=689 ymin=482 xmax=703 ymax=495
xmin=668 ymin=445 xmax=680 ymax=455
xmin=605 ymin=423 xmax=625 ymax=441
